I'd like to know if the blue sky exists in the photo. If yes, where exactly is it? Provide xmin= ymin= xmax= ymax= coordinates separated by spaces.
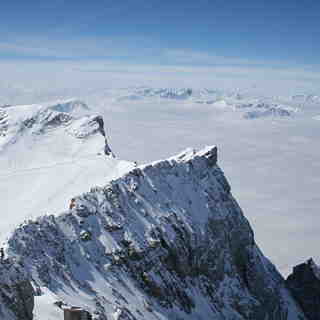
xmin=0 ymin=0 xmax=319 ymax=67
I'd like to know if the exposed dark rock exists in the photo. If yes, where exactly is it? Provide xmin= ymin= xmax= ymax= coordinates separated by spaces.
xmin=0 ymin=259 xmax=34 ymax=320
xmin=92 ymin=115 xmax=106 ymax=137
xmin=286 ymin=258 xmax=320 ymax=320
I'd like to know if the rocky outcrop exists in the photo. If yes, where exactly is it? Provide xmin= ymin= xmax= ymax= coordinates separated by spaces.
xmin=6 ymin=146 xmax=306 ymax=319
xmin=67 ymin=114 xmax=113 ymax=156
xmin=92 ymin=115 xmax=114 ymax=156
xmin=286 ymin=258 xmax=320 ymax=320
xmin=0 ymin=259 xmax=34 ymax=320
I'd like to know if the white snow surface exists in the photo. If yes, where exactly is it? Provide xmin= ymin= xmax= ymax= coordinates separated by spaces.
xmin=33 ymin=288 xmax=63 ymax=320
xmin=0 ymin=99 xmax=134 ymax=242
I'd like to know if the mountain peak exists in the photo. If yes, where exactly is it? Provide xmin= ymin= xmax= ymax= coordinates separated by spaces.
xmin=5 ymin=145 xmax=305 ymax=320
xmin=0 ymin=100 xmax=130 ymax=243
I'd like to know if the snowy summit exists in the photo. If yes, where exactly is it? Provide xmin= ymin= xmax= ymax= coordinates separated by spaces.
xmin=0 ymin=100 xmax=134 ymax=242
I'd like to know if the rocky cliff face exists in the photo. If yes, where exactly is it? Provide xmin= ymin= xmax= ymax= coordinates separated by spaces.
xmin=5 ymin=146 xmax=307 ymax=320
xmin=0 ymin=259 xmax=34 ymax=320
xmin=286 ymin=258 xmax=320 ymax=320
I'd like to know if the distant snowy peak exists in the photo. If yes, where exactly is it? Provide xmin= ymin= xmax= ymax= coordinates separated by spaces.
xmin=0 ymin=99 xmax=113 ymax=155
xmin=117 ymin=87 xmax=194 ymax=101
xmin=291 ymin=94 xmax=320 ymax=103
xmin=0 ymin=98 xmax=116 ymax=183
xmin=0 ymin=99 xmax=90 ymax=134
xmin=0 ymin=98 xmax=126 ymax=245
xmin=116 ymin=87 xmax=231 ymax=102
xmin=238 ymin=102 xmax=297 ymax=119
xmin=137 ymin=87 xmax=193 ymax=99
xmin=196 ymin=98 xmax=297 ymax=119
xmin=101 ymin=87 xmax=320 ymax=108
xmin=113 ymin=87 xmax=299 ymax=119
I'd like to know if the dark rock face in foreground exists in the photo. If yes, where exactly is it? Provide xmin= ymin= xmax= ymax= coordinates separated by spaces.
xmin=0 ymin=260 xmax=34 ymax=320
xmin=286 ymin=258 xmax=320 ymax=320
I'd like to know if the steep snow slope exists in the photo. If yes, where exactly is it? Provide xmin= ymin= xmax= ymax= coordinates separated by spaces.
xmin=7 ymin=146 xmax=306 ymax=320
xmin=0 ymin=100 xmax=134 ymax=242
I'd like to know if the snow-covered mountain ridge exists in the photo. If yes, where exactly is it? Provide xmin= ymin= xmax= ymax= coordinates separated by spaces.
xmin=0 ymin=99 xmax=134 ymax=243
xmin=5 ymin=145 xmax=307 ymax=320
xmin=0 ymin=99 xmax=103 ymax=157
xmin=88 ymin=86 xmax=301 ymax=120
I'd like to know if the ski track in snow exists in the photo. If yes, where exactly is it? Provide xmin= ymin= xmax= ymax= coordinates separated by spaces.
xmin=0 ymin=155 xmax=134 ymax=243
xmin=0 ymin=153 xmax=102 ymax=179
